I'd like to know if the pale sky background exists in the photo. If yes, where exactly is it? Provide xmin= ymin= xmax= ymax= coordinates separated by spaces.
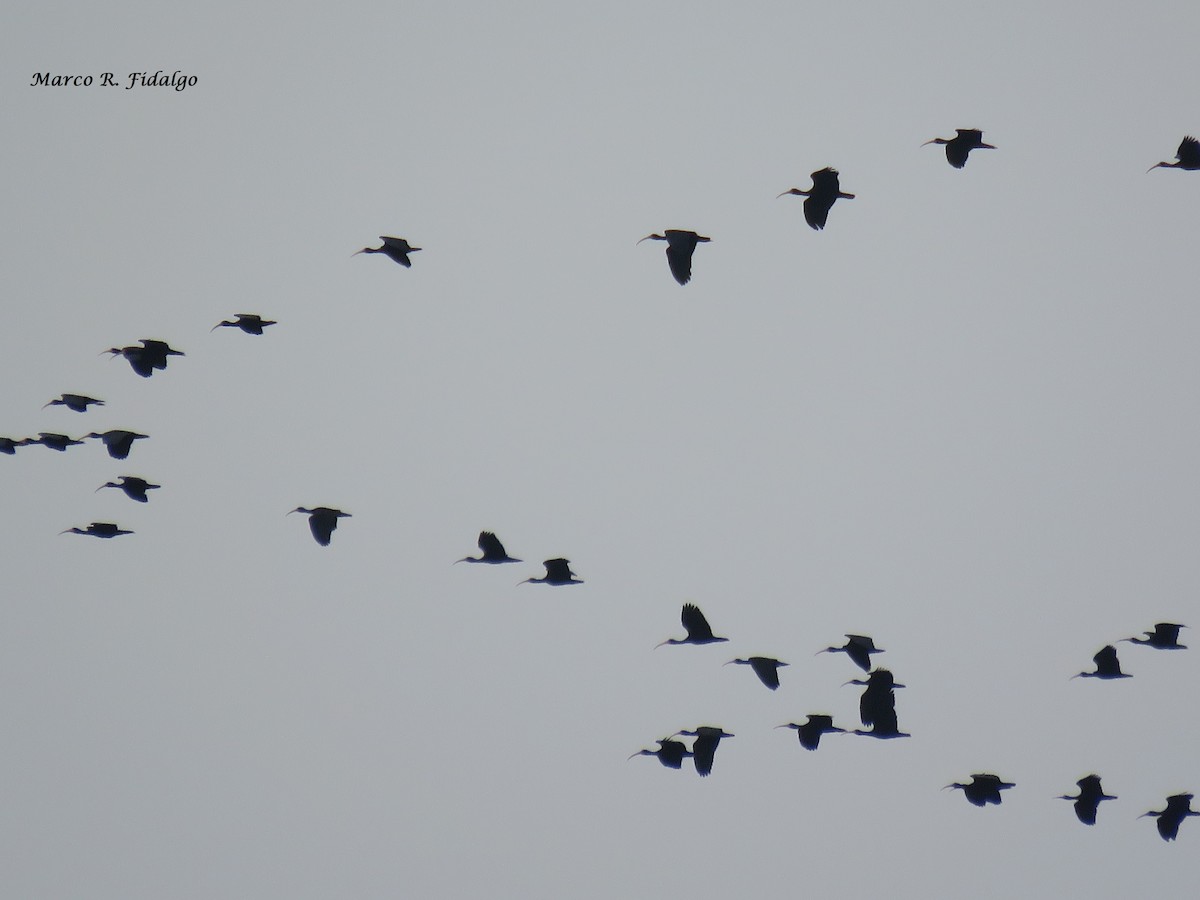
xmin=4 ymin=2 xmax=1200 ymax=897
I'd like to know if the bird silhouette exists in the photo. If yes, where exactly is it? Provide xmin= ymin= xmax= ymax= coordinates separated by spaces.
xmin=0 ymin=437 xmax=24 ymax=454
xmin=637 ymin=230 xmax=711 ymax=285
xmin=655 ymin=603 xmax=728 ymax=647
xmin=845 ymin=668 xmax=905 ymax=727
xmin=674 ymin=726 xmax=734 ymax=777
xmin=60 ymin=522 xmax=133 ymax=538
xmin=777 ymin=167 xmax=856 ymax=230
xmin=777 ymin=715 xmax=846 ymax=751
xmin=1073 ymin=645 xmax=1131 ymax=679
xmin=43 ymin=393 xmax=104 ymax=413
xmin=289 ymin=506 xmax=352 ymax=546
xmin=1141 ymin=793 xmax=1199 ymax=841
xmin=354 ymin=236 xmax=421 ymax=267
xmin=96 ymin=476 xmax=160 ymax=503
xmin=725 ymin=656 xmax=788 ymax=690
xmin=28 ymin=432 xmax=85 ymax=451
xmin=85 ymin=430 xmax=148 ymax=460
xmin=817 ymin=634 xmax=884 ymax=672
xmin=922 ymin=128 xmax=996 ymax=168
xmin=1122 ymin=623 xmax=1187 ymax=650
xmin=628 ymin=738 xmax=693 ymax=770
xmin=1058 ymin=775 xmax=1117 ymax=826
xmin=945 ymin=773 xmax=1015 ymax=806
xmin=520 ymin=558 xmax=582 ymax=585
xmin=211 ymin=313 xmax=276 ymax=335
xmin=1148 ymin=136 xmax=1200 ymax=172
xmin=456 ymin=531 xmax=521 ymax=564
xmin=850 ymin=706 xmax=911 ymax=739
xmin=105 ymin=339 xmax=184 ymax=377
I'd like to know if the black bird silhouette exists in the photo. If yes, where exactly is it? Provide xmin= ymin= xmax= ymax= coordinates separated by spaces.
xmin=1148 ymin=136 xmax=1200 ymax=172
xmin=922 ymin=128 xmax=996 ymax=168
xmin=60 ymin=522 xmax=133 ymax=538
xmin=96 ymin=476 xmax=160 ymax=503
xmin=85 ymin=430 xmax=148 ymax=460
xmin=818 ymin=634 xmax=884 ymax=672
xmin=1141 ymin=793 xmax=1199 ymax=841
xmin=289 ymin=506 xmax=352 ymax=546
xmin=1122 ymin=623 xmax=1187 ymax=650
xmin=105 ymin=339 xmax=184 ymax=377
xmin=845 ymin=668 xmax=905 ymax=727
xmin=1073 ymin=645 xmax=1131 ymax=679
xmin=520 ymin=558 xmax=582 ymax=585
xmin=674 ymin=726 xmax=734 ymax=777
xmin=850 ymin=706 xmax=911 ymax=739
xmin=354 ymin=236 xmax=421 ymax=267
xmin=28 ymin=432 xmax=85 ymax=451
xmin=1058 ymin=775 xmax=1117 ymax=826
xmin=656 ymin=603 xmax=728 ymax=647
xmin=636 ymin=230 xmax=711 ymax=285
xmin=945 ymin=773 xmax=1015 ymax=806
xmin=456 ymin=531 xmax=521 ymax=564
xmin=777 ymin=715 xmax=846 ymax=751
xmin=43 ymin=393 xmax=104 ymax=413
xmin=0 ymin=437 xmax=24 ymax=454
xmin=211 ymin=313 xmax=276 ymax=335
xmin=777 ymin=167 xmax=856 ymax=230
xmin=725 ymin=656 xmax=788 ymax=690
xmin=628 ymin=738 xmax=693 ymax=770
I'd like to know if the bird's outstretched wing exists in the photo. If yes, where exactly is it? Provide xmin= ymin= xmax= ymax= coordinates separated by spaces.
xmin=681 ymin=603 xmax=715 ymax=641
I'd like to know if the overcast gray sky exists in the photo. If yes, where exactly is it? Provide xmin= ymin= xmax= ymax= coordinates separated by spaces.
xmin=5 ymin=2 xmax=1200 ymax=897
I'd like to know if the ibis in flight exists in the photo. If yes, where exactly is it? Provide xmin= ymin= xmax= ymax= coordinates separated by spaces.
xmin=1058 ymin=775 xmax=1117 ymax=826
xmin=86 ymin=430 xmax=148 ymax=460
xmin=354 ymin=236 xmax=421 ymax=267
xmin=945 ymin=773 xmax=1015 ymax=807
xmin=1122 ymin=623 xmax=1187 ymax=650
xmin=105 ymin=339 xmax=184 ymax=377
xmin=777 ymin=715 xmax=846 ymax=751
xmin=96 ymin=476 xmax=160 ymax=503
xmin=628 ymin=738 xmax=692 ymax=770
xmin=1073 ymin=645 xmax=1131 ymax=680
xmin=60 ymin=522 xmax=133 ymax=538
xmin=289 ymin=506 xmax=352 ymax=546
xmin=725 ymin=656 xmax=788 ymax=690
xmin=1141 ymin=793 xmax=1199 ymax=841
xmin=212 ymin=313 xmax=276 ymax=335
xmin=818 ymin=634 xmax=884 ymax=672
xmin=43 ymin=394 xmax=104 ymax=413
xmin=922 ymin=129 xmax=996 ymax=168
xmin=674 ymin=726 xmax=734 ymax=777
xmin=777 ymin=167 xmax=855 ymax=230
xmin=520 ymin=558 xmax=582 ymax=585
xmin=655 ymin=603 xmax=728 ymax=647
xmin=28 ymin=432 xmax=85 ymax=452
xmin=1148 ymin=136 xmax=1200 ymax=172
xmin=637 ymin=230 xmax=711 ymax=285
xmin=456 ymin=531 xmax=521 ymax=564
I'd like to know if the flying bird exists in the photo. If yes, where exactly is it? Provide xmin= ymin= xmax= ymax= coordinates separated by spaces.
xmin=105 ymin=339 xmax=184 ymax=377
xmin=96 ymin=476 xmax=160 ymax=503
xmin=725 ymin=656 xmax=788 ymax=690
xmin=845 ymin=668 xmax=905 ymax=728
xmin=636 ymin=230 xmax=711 ymax=285
xmin=354 ymin=236 xmax=421 ymax=267
xmin=817 ymin=634 xmax=884 ymax=672
xmin=211 ymin=313 xmax=276 ymax=335
xmin=289 ymin=506 xmax=352 ymax=546
xmin=674 ymin=726 xmax=734 ymax=777
xmin=628 ymin=738 xmax=693 ymax=770
xmin=1122 ymin=623 xmax=1187 ymax=650
xmin=43 ymin=393 xmax=104 ymax=413
xmin=850 ymin=706 xmax=911 ymax=739
xmin=85 ymin=430 xmax=148 ymax=460
xmin=1141 ymin=793 xmax=1199 ymax=841
xmin=945 ymin=773 xmax=1016 ymax=807
xmin=922 ymin=128 xmax=996 ymax=168
xmin=456 ymin=531 xmax=521 ymax=564
xmin=520 ymin=558 xmax=582 ymax=585
xmin=777 ymin=167 xmax=856 ymax=230
xmin=0 ymin=437 xmax=25 ymax=454
xmin=60 ymin=522 xmax=133 ymax=538
xmin=1073 ymin=645 xmax=1131 ymax=680
xmin=655 ymin=603 xmax=728 ymax=647
xmin=1148 ymin=136 xmax=1200 ymax=172
xmin=777 ymin=715 xmax=846 ymax=751
xmin=28 ymin=432 xmax=85 ymax=451
xmin=1058 ymin=775 xmax=1117 ymax=826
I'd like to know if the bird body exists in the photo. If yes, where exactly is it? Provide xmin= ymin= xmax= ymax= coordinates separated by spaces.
xmin=1141 ymin=793 xmax=1199 ymax=841
xmin=819 ymin=634 xmax=884 ymax=672
xmin=637 ymin=229 xmax=710 ymax=285
xmin=778 ymin=715 xmax=846 ymax=751
xmin=44 ymin=393 xmax=104 ymax=413
xmin=1123 ymin=623 xmax=1187 ymax=649
xmin=656 ymin=603 xmax=727 ymax=647
xmin=675 ymin=726 xmax=734 ymax=777
xmin=1148 ymin=136 xmax=1200 ymax=172
xmin=355 ymin=236 xmax=421 ymax=267
xmin=106 ymin=339 xmax=184 ymax=377
xmin=845 ymin=668 xmax=905 ymax=727
xmin=0 ymin=437 xmax=24 ymax=454
xmin=456 ymin=531 xmax=521 ymax=564
xmin=726 ymin=656 xmax=788 ymax=690
xmin=212 ymin=313 xmax=276 ymax=335
xmin=289 ymin=506 xmax=352 ymax=546
xmin=1058 ymin=775 xmax=1116 ymax=825
xmin=30 ymin=432 xmax=85 ymax=451
xmin=520 ymin=558 xmax=582 ymax=585
xmin=777 ymin=167 xmax=855 ymax=230
xmin=922 ymin=128 xmax=996 ymax=168
xmin=946 ymin=773 xmax=1015 ymax=806
xmin=60 ymin=522 xmax=133 ymax=538
xmin=96 ymin=476 xmax=160 ymax=503
xmin=628 ymin=738 xmax=692 ymax=770
xmin=1074 ymin=645 xmax=1131 ymax=679
xmin=85 ymin=430 xmax=148 ymax=460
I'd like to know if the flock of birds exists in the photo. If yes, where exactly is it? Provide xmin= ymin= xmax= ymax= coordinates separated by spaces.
xmin=8 ymin=128 xmax=1199 ymax=844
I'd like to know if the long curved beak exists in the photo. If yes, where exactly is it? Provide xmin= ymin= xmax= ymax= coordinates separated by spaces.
xmin=635 ymin=235 xmax=653 ymax=245
xmin=920 ymin=139 xmax=938 ymax=147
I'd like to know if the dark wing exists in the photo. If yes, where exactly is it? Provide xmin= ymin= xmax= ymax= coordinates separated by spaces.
xmin=1154 ymin=623 xmax=1184 ymax=644
xmin=946 ymin=141 xmax=970 ymax=169
xmin=543 ymin=558 xmax=573 ymax=581
xmin=1094 ymin=644 xmax=1122 ymax=674
xmin=846 ymin=641 xmax=872 ymax=672
xmin=690 ymin=734 xmax=717 ymax=776
xmin=309 ymin=512 xmax=337 ymax=546
xmin=1074 ymin=797 xmax=1099 ymax=825
xmin=478 ymin=531 xmax=508 ymax=561
xmin=1176 ymin=135 xmax=1200 ymax=166
xmin=681 ymin=603 xmax=715 ymax=641
xmin=749 ymin=657 xmax=782 ymax=690
xmin=107 ymin=434 xmax=134 ymax=459
xmin=664 ymin=244 xmax=693 ymax=285
xmin=803 ymin=195 xmax=831 ymax=230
